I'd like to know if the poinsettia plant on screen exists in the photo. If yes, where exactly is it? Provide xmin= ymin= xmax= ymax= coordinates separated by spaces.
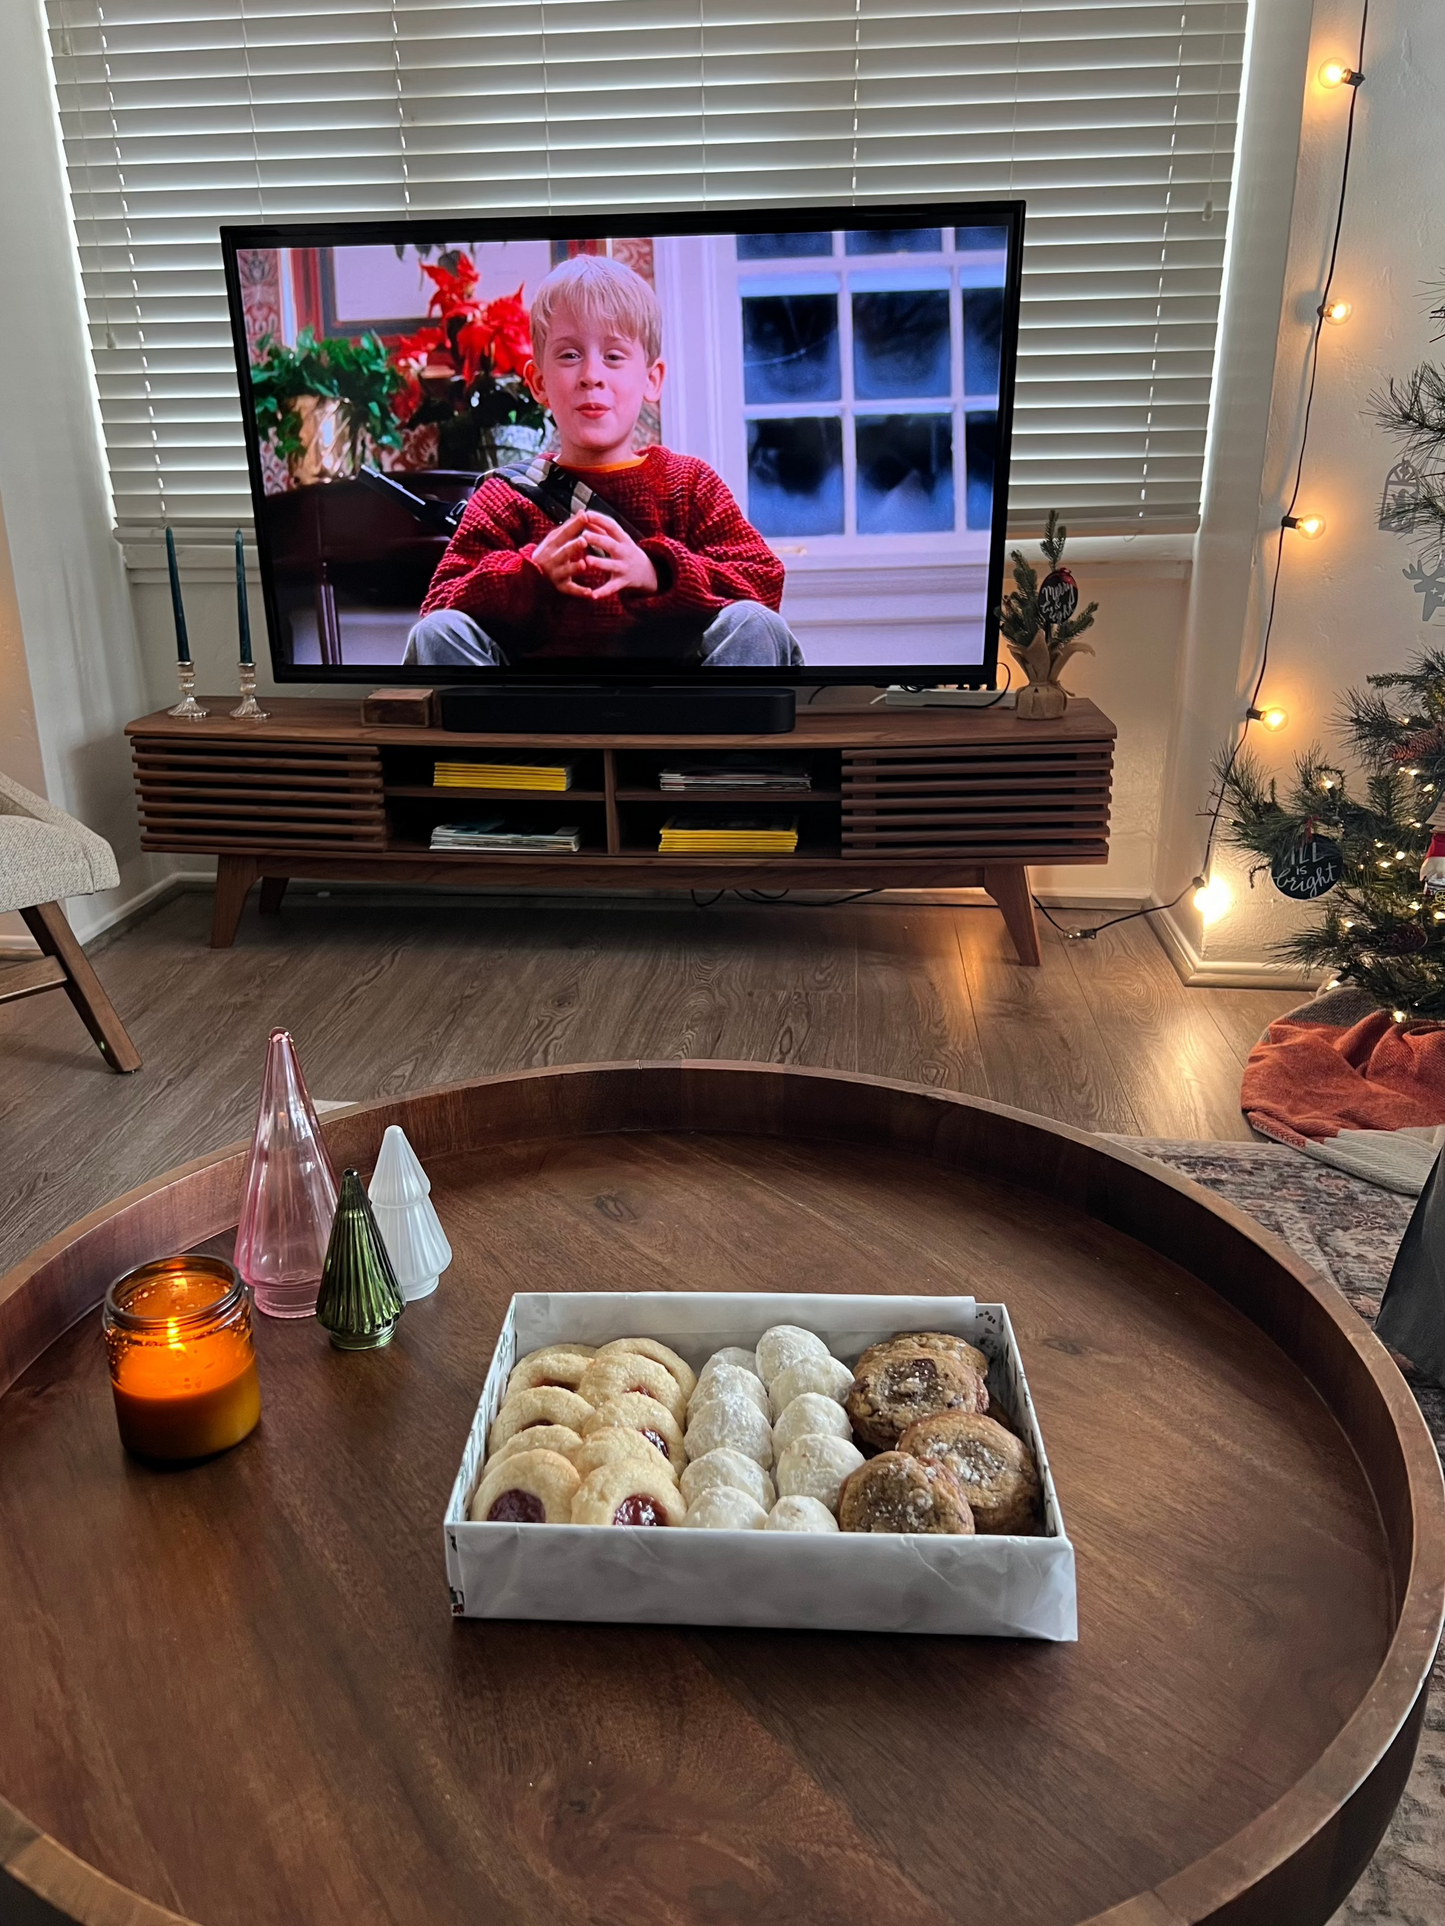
xmin=391 ymin=250 xmax=546 ymax=470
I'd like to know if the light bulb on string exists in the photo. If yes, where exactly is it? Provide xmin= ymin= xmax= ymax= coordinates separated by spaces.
xmin=1321 ymin=297 xmax=1353 ymax=325
xmin=1192 ymin=874 xmax=1231 ymax=926
xmin=1318 ymin=58 xmax=1363 ymax=89
xmin=1283 ymin=512 xmax=1326 ymax=540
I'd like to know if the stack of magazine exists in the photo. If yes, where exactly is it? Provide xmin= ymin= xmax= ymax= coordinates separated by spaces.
xmin=658 ymin=815 xmax=799 ymax=854
xmin=433 ymin=760 xmax=573 ymax=791
xmin=658 ymin=758 xmax=810 ymax=794
xmin=430 ymin=819 xmax=581 ymax=853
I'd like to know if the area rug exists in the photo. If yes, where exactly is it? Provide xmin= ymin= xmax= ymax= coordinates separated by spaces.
xmin=1115 ymin=1137 xmax=1440 ymax=1926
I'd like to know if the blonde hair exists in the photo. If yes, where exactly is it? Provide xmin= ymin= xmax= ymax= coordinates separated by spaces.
xmin=529 ymin=253 xmax=662 ymax=364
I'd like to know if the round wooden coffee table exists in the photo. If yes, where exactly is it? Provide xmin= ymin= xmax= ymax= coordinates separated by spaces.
xmin=1 ymin=1064 xmax=1441 ymax=1926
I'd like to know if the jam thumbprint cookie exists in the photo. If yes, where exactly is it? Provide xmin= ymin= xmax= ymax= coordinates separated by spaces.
xmin=580 ymin=1394 xmax=687 ymax=1473
xmin=470 ymin=1448 xmax=580 ymax=1524
xmin=571 ymin=1461 xmax=685 ymax=1527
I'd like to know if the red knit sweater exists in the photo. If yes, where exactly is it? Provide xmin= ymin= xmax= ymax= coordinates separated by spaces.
xmin=420 ymin=446 xmax=785 ymax=658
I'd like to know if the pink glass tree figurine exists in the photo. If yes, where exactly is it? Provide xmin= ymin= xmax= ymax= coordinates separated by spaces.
xmin=233 ymin=1028 xmax=339 ymax=1319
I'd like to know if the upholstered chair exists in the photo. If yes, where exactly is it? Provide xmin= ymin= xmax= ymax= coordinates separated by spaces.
xmin=0 ymin=771 xmax=141 ymax=1071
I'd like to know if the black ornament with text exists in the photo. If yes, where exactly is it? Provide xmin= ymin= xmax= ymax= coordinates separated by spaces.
xmin=1037 ymin=567 xmax=1079 ymax=631
xmin=1270 ymin=835 xmax=1343 ymax=901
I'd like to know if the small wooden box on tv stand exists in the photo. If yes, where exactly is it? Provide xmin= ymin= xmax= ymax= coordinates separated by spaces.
xmin=126 ymin=696 xmax=1116 ymax=963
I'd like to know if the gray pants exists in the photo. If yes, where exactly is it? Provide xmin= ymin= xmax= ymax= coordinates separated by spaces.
xmin=405 ymin=599 xmax=803 ymax=669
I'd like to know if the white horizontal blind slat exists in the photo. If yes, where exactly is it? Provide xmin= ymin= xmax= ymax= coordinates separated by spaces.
xmin=47 ymin=0 xmax=1248 ymax=532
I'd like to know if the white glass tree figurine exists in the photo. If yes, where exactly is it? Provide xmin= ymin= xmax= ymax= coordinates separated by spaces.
xmin=367 ymin=1124 xmax=452 ymax=1300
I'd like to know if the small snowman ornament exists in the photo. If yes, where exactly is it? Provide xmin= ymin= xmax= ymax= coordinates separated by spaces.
xmin=367 ymin=1124 xmax=452 ymax=1300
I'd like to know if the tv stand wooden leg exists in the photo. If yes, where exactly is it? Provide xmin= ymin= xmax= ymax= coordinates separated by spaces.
xmin=258 ymin=876 xmax=289 ymax=915
xmin=983 ymin=865 xmax=1041 ymax=966
xmin=211 ymin=857 xmax=259 ymax=948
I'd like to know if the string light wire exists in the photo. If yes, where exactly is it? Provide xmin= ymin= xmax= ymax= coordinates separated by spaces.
xmin=1043 ymin=1 xmax=1369 ymax=942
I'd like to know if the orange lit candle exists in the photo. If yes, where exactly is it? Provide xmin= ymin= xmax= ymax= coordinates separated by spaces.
xmin=103 ymin=1255 xmax=261 ymax=1461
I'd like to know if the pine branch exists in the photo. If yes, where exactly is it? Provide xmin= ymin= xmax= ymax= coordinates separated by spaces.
xmin=1375 ymin=364 xmax=1445 ymax=448
xmin=1040 ymin=509 xmax=1066 ymax=570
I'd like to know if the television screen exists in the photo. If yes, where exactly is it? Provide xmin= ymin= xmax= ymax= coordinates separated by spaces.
xmin=222 ymin=204 xmax=1022 ymax=685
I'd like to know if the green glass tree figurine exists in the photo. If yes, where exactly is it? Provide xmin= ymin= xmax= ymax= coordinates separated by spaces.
xmin=315 ymin=1169 xmax=405 ymax=1350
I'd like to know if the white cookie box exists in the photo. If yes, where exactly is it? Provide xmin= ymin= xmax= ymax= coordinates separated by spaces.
xmin=443 ymin=1293 xmax=1076 ymax=1640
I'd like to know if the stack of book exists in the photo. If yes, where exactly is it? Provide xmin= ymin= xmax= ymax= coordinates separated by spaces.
xmin=658 ymin=815 xmax=799 ymax=854
xmin=430 ymin=820 xmax=582 ymax=853
xmin=433 ymin=760 xmax=573 ymax=791
xmin=658 ymin=759 xmax=810 ymax=794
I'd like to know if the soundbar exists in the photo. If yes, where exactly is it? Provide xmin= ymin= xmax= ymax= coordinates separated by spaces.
xmin=437 ymin=684 xmax=797 ymax=735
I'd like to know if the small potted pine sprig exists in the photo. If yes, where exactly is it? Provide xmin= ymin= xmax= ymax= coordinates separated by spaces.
xmin=996 ymin=511 xmax=1099 ymax=718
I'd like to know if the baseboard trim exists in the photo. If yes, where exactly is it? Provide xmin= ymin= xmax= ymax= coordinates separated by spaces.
xmin=1150 ymin=903 xmax=1320 ymax=990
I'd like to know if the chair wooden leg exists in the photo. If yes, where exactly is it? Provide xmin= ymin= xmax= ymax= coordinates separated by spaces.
xmin=19 ymin=902 xmax=142 ymax=1072
xmin=258 ymin=875 xmax=289 ymax=915
xmin=982 ymin=865 xmax=1042 ymax=966
xmin=211 ymin=856 xmax=259 ymax=948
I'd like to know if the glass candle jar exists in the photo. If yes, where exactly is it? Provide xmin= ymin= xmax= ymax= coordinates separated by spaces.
xmin=102 ymin=1255 xmax=262 ymax=1461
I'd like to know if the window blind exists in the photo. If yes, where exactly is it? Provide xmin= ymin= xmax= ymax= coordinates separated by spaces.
xmin=46 ymin=0 xmax=1248 ymax=539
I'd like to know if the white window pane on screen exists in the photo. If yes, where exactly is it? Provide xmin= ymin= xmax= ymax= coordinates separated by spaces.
xmin=45 ymin=0 xmax=1247 ymax=539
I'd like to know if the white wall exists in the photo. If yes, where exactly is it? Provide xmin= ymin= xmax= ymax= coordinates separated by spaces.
xmin=0 ymin=0 xmax=164 ymax=946
xmin=1163 ymin=0 xmax=1445 ymax=981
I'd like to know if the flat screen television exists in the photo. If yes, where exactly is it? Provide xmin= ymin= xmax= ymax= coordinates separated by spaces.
xmin=221 ymin=202 xmax=1023 ymax=687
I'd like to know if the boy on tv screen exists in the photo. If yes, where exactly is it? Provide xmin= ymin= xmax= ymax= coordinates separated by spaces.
xmin=405 ymin=255 xmax=803 ymax=669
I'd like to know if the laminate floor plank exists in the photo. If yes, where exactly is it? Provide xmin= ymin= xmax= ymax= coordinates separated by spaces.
xmin=954 ymin=911 xmax=1144 ymax=1134
xmin=1195 ymin=984 xmax=1307 ymax=1066
xmin=0 ymin=887 xmax=1296 ymax=1276
xmin=849 ymin=904 xmax=991 ymax=1094
xmin=1061 ymin=919 xmax=1257 ymax=1142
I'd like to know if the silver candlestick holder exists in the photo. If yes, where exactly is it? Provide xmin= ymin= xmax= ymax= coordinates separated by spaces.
xmin=167 ymin=661 xmax=208 ymax=720
xmin=231 ymin=661 xmax=268 ymax=719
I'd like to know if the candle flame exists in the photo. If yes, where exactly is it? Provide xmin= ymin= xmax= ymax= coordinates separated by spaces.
xmin=167 ymin=1315 xmax=185 ymax=1353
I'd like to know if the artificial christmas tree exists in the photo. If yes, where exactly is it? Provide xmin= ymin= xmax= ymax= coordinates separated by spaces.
xmin=234 ymin=1028 xmax=339 ymax=1319
xmin=315 ymin=1170 xmax=405 ymax=1351
xmin=367 ymin=1124 xmax=452 ymax=1301
xmin=1218 ymin=650 xmax=1445 ymax=1017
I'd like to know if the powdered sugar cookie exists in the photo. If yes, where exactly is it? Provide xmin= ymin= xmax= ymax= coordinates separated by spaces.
xmin=774 ymin=1433 xmax=865 ymax=1515
xmin=698 ymin=1346 xmax=758 ymax=1386
xmin=687 ymin=1363 xmax=768 ymax=1422
xmin=771 ymin=1391 xmax=853 ymax=1454
xmin=682 ymin=1488 xmax=767 ymax=1530
xmin=755 ymin=1324 xmax=830 ymax=1387
xmin=684 ymin=1391 xmax=773 ymax=1469
xmin=768 ymin=1353 xmax=854 ymax=1418
xmin=679 ymin=1447 xmax=775 ymax=1512
xmin=766 ymin=1495 xmax=839 ymax=1534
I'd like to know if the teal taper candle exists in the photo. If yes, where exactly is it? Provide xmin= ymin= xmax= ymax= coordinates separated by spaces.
xmin=235 ymin=529 xmax=253 ymax=666
xmin=165 ymin=527 xmax=190 ymax=664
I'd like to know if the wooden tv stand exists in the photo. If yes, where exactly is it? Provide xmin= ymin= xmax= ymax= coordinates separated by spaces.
xmin=126 ymin=696 xmax=1115 ymax=963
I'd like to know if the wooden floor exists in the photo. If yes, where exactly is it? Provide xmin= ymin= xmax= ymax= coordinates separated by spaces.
xmin=0 ymin=886 xmax=1299 ymax=1277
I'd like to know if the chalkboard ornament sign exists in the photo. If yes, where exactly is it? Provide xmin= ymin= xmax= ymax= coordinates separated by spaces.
xmin=1270 ymin=835 xmax=1344 ymax=901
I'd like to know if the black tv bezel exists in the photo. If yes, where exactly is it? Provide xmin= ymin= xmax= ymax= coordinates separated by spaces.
xmin=220 ymin=199 xmax=1024 ymax=688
